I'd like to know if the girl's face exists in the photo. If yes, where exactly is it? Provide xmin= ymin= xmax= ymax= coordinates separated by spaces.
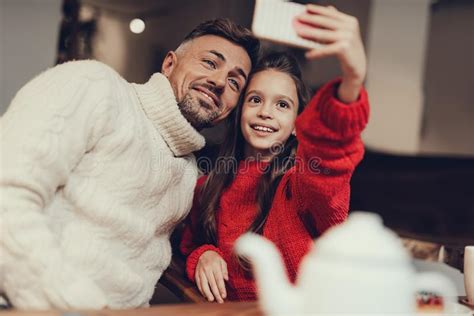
xmin=240 ymin=69 xmax=299 ymax=160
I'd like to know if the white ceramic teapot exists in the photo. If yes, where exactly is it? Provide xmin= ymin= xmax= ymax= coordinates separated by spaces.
xmin=234 ymin=212 xmax=458 ymax=315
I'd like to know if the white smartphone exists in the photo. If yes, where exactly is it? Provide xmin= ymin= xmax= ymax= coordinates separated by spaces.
xmin=252 ymin=0 xmax=321 ymax=50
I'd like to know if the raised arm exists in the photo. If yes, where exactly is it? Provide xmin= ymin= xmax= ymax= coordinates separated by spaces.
xmin=0 ymin=62 xmax=112 ymax=309
xmin=290 ymin=5 xmax=369 ymax=234
xmin=291 ymin=79 xmax=369 ymax=235
xmin=294 ymin=4 xmax=367 ymax=102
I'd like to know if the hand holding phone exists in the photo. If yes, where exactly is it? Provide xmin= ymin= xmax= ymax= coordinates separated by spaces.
xmin=253 ymin=1 xmax=367 ymax=103
xmin=252 ymin=0 xmax=322 ymax=50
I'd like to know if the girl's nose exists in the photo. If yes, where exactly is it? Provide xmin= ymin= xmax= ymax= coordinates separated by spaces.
xmin=257 ymin=102 xmax=273 ymax=119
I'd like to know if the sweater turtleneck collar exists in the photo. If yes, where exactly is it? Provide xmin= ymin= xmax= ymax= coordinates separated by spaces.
xmin=132 ymin=73 xmax=205 ymax=157
xmin=237 ymin=159 xmax=271 ymax=177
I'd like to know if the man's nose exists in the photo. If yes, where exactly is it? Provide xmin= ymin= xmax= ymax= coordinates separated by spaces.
xmin=207 ymin=70 xmax=226 ymax=89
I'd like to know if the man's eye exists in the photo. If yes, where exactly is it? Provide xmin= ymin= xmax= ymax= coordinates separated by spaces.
xmin=228 ymin=78 xmax=240 ymax=91
xmin=204 ymin=60 xmax=216 ymax=69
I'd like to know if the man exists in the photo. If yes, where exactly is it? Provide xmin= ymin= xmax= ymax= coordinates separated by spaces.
xmin=0 ymin=19 xmax=259 ymax=310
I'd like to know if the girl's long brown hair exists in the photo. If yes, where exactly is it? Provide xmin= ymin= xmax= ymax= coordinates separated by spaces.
xmin=198 ymin=52 xmax=310 ymax=245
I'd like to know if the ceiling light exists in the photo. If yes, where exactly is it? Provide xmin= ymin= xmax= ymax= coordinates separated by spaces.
xmin=129 ymin=18 xmax=145 ymax=34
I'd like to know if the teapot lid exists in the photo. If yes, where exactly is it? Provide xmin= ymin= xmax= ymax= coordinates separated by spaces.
xmin=312 ymin=212 xmax=410 ymax=263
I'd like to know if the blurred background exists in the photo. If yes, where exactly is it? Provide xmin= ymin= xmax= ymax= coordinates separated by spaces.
xmin=1 ymin=0 xmax=473 ymax=296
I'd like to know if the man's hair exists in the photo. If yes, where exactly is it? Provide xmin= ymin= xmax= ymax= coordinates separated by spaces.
xmin=183 ymin=18 xmax=260 ymax=68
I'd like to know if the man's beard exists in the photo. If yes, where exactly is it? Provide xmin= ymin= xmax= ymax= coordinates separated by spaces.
xmin=178 ymin=93 xmax=220 ymax=130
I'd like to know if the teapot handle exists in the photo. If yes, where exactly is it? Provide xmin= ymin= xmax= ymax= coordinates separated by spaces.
xmin=415 ymin=272 xmax=458 ymax=314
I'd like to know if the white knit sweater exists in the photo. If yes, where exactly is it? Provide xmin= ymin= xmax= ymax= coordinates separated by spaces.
xmin=0 ymin=60 xmax=205 ymax=310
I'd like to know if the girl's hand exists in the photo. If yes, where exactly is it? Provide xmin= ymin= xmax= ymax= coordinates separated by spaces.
xmin=195 ymin=250 xmax=229 ymax=303
xmin=294 ymin=5 xmax=366 ymax=103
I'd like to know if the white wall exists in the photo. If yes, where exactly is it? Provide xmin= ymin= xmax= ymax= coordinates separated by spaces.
xmin=0 ymin=0 xmax=62 ymax=115
xmin=364 ymin=0 xmax=474 ymax=157
xmin=364 ymin=0 xmax=431 ymax=155
xmin=419 ymin=1 xmax=474 ymax=157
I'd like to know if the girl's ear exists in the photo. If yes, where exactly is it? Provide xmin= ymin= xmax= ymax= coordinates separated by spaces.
xmin=291 ymin=129 xmax=296 ymax=136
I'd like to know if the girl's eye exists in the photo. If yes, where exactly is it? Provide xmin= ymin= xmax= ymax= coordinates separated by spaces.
xmin=204 ymin=59 xmax=216 ymax=69
xmin=249 ymin=96 xmax=261 ymax=103
xmin=277 ymin=101 xmax=290 ymax=109
xmin=228 ymin=78 xmax=240 ymax=91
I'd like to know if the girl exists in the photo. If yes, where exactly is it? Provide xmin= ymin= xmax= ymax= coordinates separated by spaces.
xmin=180 ymin=4 xmax=370 ymax=303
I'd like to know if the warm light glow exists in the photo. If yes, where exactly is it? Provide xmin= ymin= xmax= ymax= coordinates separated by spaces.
xmin=129 ymin=18 xmax=145 ymax=34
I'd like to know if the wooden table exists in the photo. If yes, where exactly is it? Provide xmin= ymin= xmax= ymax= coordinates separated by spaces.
xmin=0 ymin=302 xmax=263 ymax=316
xmin=2 ymin=299 xmax=474 ymax=316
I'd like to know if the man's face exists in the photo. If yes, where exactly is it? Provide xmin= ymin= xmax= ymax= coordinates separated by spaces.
xmin=162 ymin=35 xmax=252 ymax=130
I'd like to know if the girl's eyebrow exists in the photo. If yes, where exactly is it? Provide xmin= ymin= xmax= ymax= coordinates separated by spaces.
xmin=245 ymin=89 xmax=262 ymax=96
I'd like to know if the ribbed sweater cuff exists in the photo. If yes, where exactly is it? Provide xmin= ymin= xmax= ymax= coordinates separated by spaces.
xmin=316 ymin=78 xmax=370 ymax=138
xmin=186 ymin=244 xmax=223 ymax=282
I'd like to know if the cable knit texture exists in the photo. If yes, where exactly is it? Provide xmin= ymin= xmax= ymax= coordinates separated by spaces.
xmin=0 ymin=60 xmax=205 ymax=310
xmin=180 ymin=79 xmax=370 ymax=301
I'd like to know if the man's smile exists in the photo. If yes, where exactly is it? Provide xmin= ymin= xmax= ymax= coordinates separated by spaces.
xmin=192 ymin=85 xmax=221 ymax=109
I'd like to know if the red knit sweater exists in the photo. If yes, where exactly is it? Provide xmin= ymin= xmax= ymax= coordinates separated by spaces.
xmin=180 ymin=79 xmax=370 ymax=301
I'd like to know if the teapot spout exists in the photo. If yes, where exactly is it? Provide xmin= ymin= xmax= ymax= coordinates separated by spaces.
xmin=234 ymin=233 xmax=301 ymax=316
